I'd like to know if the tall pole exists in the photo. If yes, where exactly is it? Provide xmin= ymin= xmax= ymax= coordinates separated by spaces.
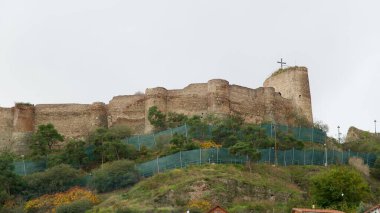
xmin=324 ymin=143 xmax=328 ymax=167
xmin=337 ymin=126 xmax=341 ymax=144
xmin=22 ymin=155 xmax=26 ymax=176
xmin=375 ymin=120 xmax=377 ymax=135
xmin=274 ymin=124 xmax=278 ymax=166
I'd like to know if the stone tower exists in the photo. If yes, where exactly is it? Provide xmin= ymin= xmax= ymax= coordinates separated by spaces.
xmin=263 ymin=66 xmax=313 ymax=124
xmin=11 ymin=104 xmax=35 ymax=154
xmin=207 ymin=79 xmax=230 ymax=116
xmin=144 ymin=87 xmax=168 ymax=133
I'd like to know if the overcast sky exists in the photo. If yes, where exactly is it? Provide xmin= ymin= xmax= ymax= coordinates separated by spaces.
xmin=1 ymin=0 xmax=379 ymax=138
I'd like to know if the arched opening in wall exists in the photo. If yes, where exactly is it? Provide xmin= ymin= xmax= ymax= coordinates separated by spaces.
xmin=279 ymin=92 xmax=282 ymax=96
xmin=299 ymin=95 xmax=301 ymax=98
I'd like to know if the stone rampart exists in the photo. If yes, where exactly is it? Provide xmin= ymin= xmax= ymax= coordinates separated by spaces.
xmin=35 ymin=103 xmax=108 ymax=139
xmin=108 ymin=95 xmax=146 ymax=134
xmin=0 ymin=67 xmax=314 ymax=153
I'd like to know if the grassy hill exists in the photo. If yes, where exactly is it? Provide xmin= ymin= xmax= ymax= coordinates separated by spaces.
xmin=344 ymin=127 xmax=380 ymax=153
xmin=89 ymin=164 xmax=344 ymax=213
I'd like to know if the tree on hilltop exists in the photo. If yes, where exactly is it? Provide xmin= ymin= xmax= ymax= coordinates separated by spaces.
xmin=229 ymin=141 xmax=261 ymax=172
xmin=30 ymin=123 xmax=64 ymax=156
xmin=148 ymin=106 xmax=167 ymax=131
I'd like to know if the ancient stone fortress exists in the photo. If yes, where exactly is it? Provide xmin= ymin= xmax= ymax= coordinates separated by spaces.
xmin=0 ymin=66 xmax=313 ymax=153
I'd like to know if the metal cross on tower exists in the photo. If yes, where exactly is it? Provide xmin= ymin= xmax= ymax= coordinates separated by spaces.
xmin=277 ymin=58 xmax=286 ymax=69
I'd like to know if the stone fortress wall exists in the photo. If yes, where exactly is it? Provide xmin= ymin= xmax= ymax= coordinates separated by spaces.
xmin=0 ymin=67 xmax=313 ymax=154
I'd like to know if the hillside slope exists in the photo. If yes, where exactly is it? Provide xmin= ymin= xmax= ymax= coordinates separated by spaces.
xmin=90 ymin=164 xmax=334 ymax=212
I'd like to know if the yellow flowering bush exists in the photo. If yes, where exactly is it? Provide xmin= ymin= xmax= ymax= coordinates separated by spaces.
xmin=199 ymin=140 xmax=221 ymax=149
xmin=25 ymin=187 xmax=99 ymax=213
xmin=188 ymin=199 xmax=212 ymax=212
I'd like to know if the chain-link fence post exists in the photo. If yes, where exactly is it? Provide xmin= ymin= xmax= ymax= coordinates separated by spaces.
xmin=156 ymin=156 xmax=160 ymax=173
xmin=216 ymin=148 xmax=219 ymax=164
xmin=298 ymin=126 xmax=301 ymax=140
xmin=180 ymin=151 xmax=183 ymax=168
xmin=138 ymin=135 xmax=141 ymax=151
xmin=311 ymin=127 xmax=314 ymax=142
xmin=199 ymin=148 xmax=202 ymax=165
xmin=332 ymin=149 xmax=335 ymax=165
xmin=292 ymin=148 xmax=295 ymax=165
xmin=269 ymin=148 xmax=271 ymax=164
xmin=312 ymin=148 xmax=315 ymax=165
xmin=270 ymin=123 xmax=273 ymax=138
xmin=348 ymin=149 xmax=351 ymax=161
xmin=185 ymin=123 xmax=188 ymax=140
xmin=303 ymin=149 xmax=306 ymax=165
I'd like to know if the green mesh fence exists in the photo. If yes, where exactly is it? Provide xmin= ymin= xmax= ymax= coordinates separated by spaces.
xmin=13 ymin=160 xmax=47 ymax=175
xmin=124 ymin=124 xmax=327 ymax=150
xmin=12 ymin=148 xmax=376 ymax=176
xmin=137 ymin=148 xmax=377 ymax=177
xmin=260 ymin=124 xmax=326 ymax=144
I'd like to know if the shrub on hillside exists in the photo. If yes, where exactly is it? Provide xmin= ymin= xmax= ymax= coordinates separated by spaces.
xmin=24 ymin=187 xmax=98 ymax=213
xmin=89 ymin=160 xmax=139 ymax=193
xmin=56 ymin=199 xmax=93 ymax=213
xmin=370 ymin=158 xmax=380 ymax=180
xmin=24 ymin=164 xmax=83 ymax=197
xmin=0 ymin=152 xmax=25 ymax=206
xmin=310 ymin=167 xmax=370 ymax=210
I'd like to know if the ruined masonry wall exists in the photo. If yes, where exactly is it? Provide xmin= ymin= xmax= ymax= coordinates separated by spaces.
xmin=108 ymin=95 xmax=145 ymax=133
xmin=0 ymin=68 xmax=314 ymax=153
xmin=0 ymin=108 xmax=13 ymax=150
xmin=263 ymin=67 xmax=313 ymax=124
xmin=35 ymin=103 xmax=108 ymax=139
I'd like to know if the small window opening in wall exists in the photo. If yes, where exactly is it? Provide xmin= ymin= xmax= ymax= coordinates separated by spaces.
xmin=299 ymin=95 xmax=302 ymax=98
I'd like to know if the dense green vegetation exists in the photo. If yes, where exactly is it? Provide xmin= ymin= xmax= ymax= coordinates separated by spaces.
xmin=89 ymin=160 xmax=139 ymax=193
xmin=30 ymin=123 xmax=64 ymax=156
xmin=0 ymin=153 xmax=25 ymax=208
xmin=24 ymin=164 xmax=84 ymax=198
xmin=1 ymin=107 xmax=378 ymax=212
xmin=310 ymin=167 xmax=370 ymax=210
